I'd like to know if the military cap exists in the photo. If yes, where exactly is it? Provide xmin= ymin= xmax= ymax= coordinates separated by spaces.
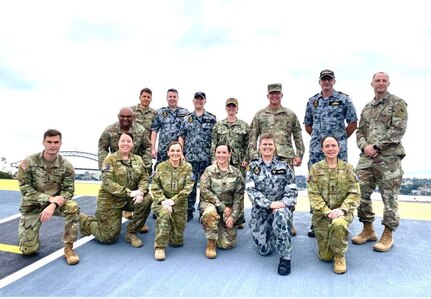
xmin=225 ymin=97 xmax=238 ymax=107
xmin=194 ymin=91 xmax=206 ymax=99
xmin=319 ymin=69 xmax=335 ymax=79
xmin=268 ymin=83 xmax=282 ymax=93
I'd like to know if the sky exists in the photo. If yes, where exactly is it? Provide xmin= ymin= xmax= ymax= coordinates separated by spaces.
xmin=0 ymin=0 xmax=430 ymax=177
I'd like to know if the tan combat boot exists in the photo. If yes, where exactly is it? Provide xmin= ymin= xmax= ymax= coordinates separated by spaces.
xmin=373 ymin=226 xmax=394 ymax=252
xmin=352 ymin=222 xmax=377 ymax=245
xmin=123 ymin=211 xmax=133 ymax=219
xmin=64 ymin=243 xmax=79 ymax=265
xmin=125 ymin=232 xmax=143 ymax=248
xmin=333 ymin=255 xmax=347 ymax=274
xmin=155 ymin=248 xmax=166 ymax=261
xmin=139 ymin=224 xmax=149 ymax=234
xmin=205 ymin=239 xmax=217 ymax=259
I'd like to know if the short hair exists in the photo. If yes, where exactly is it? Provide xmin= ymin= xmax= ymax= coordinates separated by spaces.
xmin=167 ymin=140 xmax=182 ymax=152
xmin=372 ymin=72 xmax=390 ymax=81
xmin=320 ymin=135 xmax=339 ymax=147
xmin=259 ymin=133 xmax=275 ymax=144
xmin=120 ymin=132 xmax=134 ymax=141
xmin=140 ymin=88 xmax=152 ymax=96
xmin=215 ymin=141 xmax=232 ymax=153
xmin=167 ymin=88 xmax=178 ymax=95
xmin=43 ymin=129 xmax=62 ymax=141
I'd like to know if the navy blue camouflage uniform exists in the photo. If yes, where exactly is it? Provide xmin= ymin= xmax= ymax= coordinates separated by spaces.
xmin=179 ymin=111 xmax=217 ymax=215
xmin=304 ymin=90 xmax=357 ymax=169
xmin=245 ymin=157 xmax=298 ymax=260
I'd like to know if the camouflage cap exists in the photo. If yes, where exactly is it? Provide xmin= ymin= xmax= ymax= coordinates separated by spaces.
xmin=225 ymin=97 xmax=238 ymax=107
xmin=319 ymin=69 xmax=335 ymax=79
xmin=194 ymin=91 xmax=206 ymax=99
xmin=268 ymin=83 xmax=282 ymax=93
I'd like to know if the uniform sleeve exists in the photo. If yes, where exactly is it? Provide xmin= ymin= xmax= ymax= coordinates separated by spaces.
xmin=231 ymin=172 xmax=245 ymax=222
xmin=248 ymin=116 xmax=259 ymax=161
xmin=282 ymin=169 xmax=297 ymax=207
xmin=245 ymin=166 xmax=272 ymax=209
xmin=292 ymin=115 xmax=305 ymax=159
xmin=150 ymin=113 xmax=161 ymax=132
xmin=210 ymin=123 xmax=219 ymax=162
xmin=345 ymin=97 xmax=358 ymax=123
xmin=150 ymin=168 xmax=165 ymax=204
xmin=199 ymin=168 xmax=226 ymax=212
xmin=375 ymin=100 xmax=408 ymax=151
xmin=137 ymin=159 xmax=149 ymax=193
xmin=98 ymin=129 xmax=110 ymax=170
xmin=307 ymin=166 xmax=332 ymax=215
xmin=170 ymin=163 xmax=195 ymax=205
xmin=178 ymin=119 xmax=187 ymax=139
xmin=60 ymin=161 xmax=75 ymax=201
xmin=339 ymin=167 xmax=361 ymax=214
xmin=356 ymin=107 xmax=368 ymax=150
xmin=243 ymin=123 xmax=250 ymax=163
xmin=17 ymin=159 xmax=51 ymax=205
xmin=303 ymin=100 xmax=313 ymax=126
xmin=101 ymin=157 xmax=130 ymax=198
xmin=141 ymin=129 xmax=153 ymax=168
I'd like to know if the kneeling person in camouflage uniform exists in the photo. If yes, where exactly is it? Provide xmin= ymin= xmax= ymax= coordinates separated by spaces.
xmin=80 ymin=133 xmax=151 ymax=248
xmin=17 ymin=129 xmax=80 ymax=265
xmin=150 ymin=141 xmax=194 ymax=261
xmin=199 ymin=141 xmax=245 ymax=259
xmin=245 ymin=133 xmax=298 ymax=276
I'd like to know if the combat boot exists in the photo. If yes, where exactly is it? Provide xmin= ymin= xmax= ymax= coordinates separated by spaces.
xmin=277 ymin=258 xmax=291 ymax=276
xmin=64 ymin=243 xmax=79 ymax=265
xmin=291 ymin=226 xmax=297 ymax=236
xmin=205 ymin=239 xmax=217 ymax=259
xmin=139 ymin=224 xmax=149 ymax=234
xmin=155 ymin=248 xmax=165 ymax=261
xmin=123 ymin=211 xmax=133 ymax=219
xmin=373 ymin=226 xmax=394 ymax=252
xmin=125 ymin=232 xmax=143 ymax=248
xmin=237 ymin=223 xmax=245 ymax=229
xmin=352 ymin=222 xmax=377 ymax=245
xmin=333 ymin=255 xmax=346 ymax=274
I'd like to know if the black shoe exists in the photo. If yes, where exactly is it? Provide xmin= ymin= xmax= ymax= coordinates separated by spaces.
xmin=152 ymin=213 xmax=157 ymax=220
xmin=278 ymin=258 xmax=291 ymax=276
xmin=308 ymin=225 xmax=315 ymax=238
xmin=187 ymin=211 xmax=194 ymax=222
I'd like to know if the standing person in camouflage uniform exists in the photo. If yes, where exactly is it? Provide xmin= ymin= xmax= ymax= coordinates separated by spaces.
xmin=130 ymin=88 xmax=157 ymax=137
xmin=248 ymin=83 xmax=304 ymax=236
xmin=304 ymin=69 xmax=358 ymax=238
xmin=199 ymin=141 xmax=245 ymax=259
xmin=179 ymin=91 xmax=217 ymax=222
xmin=129 ymin=88 xmax=157 ymax=227
xmin=150 ymin=141 xmax=194 ymax=261
xmin=151 ymin=88 xmax=190 ymax=169
xmin=352 ymin=72 xmax=408 ymax=252
xmin=245 ymin=133 xmax=298 ymax=276
xmin=80 ymin=133 xmax=151 ymax=248
xmin=211 ymin=97 xmax=249 ymax=229
xmin=17 ymin=129 xmax=80 ymax=265
xmin=307 ymin=136 xmax=360 ymax=274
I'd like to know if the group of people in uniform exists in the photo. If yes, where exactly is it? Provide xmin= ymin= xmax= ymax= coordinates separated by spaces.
xmin=16 ymin=70 xmax=408 ymax=277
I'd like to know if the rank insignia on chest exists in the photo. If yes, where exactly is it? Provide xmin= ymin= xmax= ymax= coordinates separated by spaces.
xmin=313 ymin=100 xmax=318 ymax=108
xmin=330 ymin=100 xmax=342 ymax=106
xmin=272 ymin=169 xmax=286 ymax=175
xmin=162 ymin=111 xmax=168 ymax=118
xmin=188 ymin=116 xmax=193 ymax=123
xmin=253 ymin=166 xmax=261 ymax=175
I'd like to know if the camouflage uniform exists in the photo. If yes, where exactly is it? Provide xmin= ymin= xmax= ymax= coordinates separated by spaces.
xmin=307 ymin=160 xmax=360 ymax=260
xmin=98 ymin=121 xmax=152 ymax=170
xmin=130 ymin=104 xmax=157 ymax=135
xmin=17 ymin=152 xmax=79 ymax=255
xmin=211 ymin=118 xmax=250 ymax=175
xmin=248 ymin=106 xmax=304 ymax=170
xmin=150 ymin=160 xmax=194 ymax=248
xmin=80 ymin=151 xmax=151 ymax=243
xmin=151 ymin=106 xmax=190 ymax=164
xmin=304 ymin=90 xmax=358 ymax=168
xmin=356 ymin=92 xmax=408 ymax=231
xmin=199 ymin=164 xmax=245 ymax=249
xmin=245 ymin=157 xmax=297 ymax=260
xmin=179 ymin=111 xmax=217 ymax=214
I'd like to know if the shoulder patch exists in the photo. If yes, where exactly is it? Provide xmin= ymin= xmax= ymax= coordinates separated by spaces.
xmin=162 ymin=111 xmax=168 ymax=117
xmin=394 ymin=103 xmax=407 ymax=118
xmin=104 ymin=164 xmax=111 ymax=171
xmin=19 ymin=161 xmax=28 ymax=170
xmin=188 ymin=116 xmax=193 ymax=123
xmin=253 ymin=166 xmax=261 ymax=175
xmin=313 ymin=99 xmax=319 ymax=108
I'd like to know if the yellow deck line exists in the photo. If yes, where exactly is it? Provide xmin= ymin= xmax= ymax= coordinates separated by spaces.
xmin=0 ymin=243 xmax=22 ymax=254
